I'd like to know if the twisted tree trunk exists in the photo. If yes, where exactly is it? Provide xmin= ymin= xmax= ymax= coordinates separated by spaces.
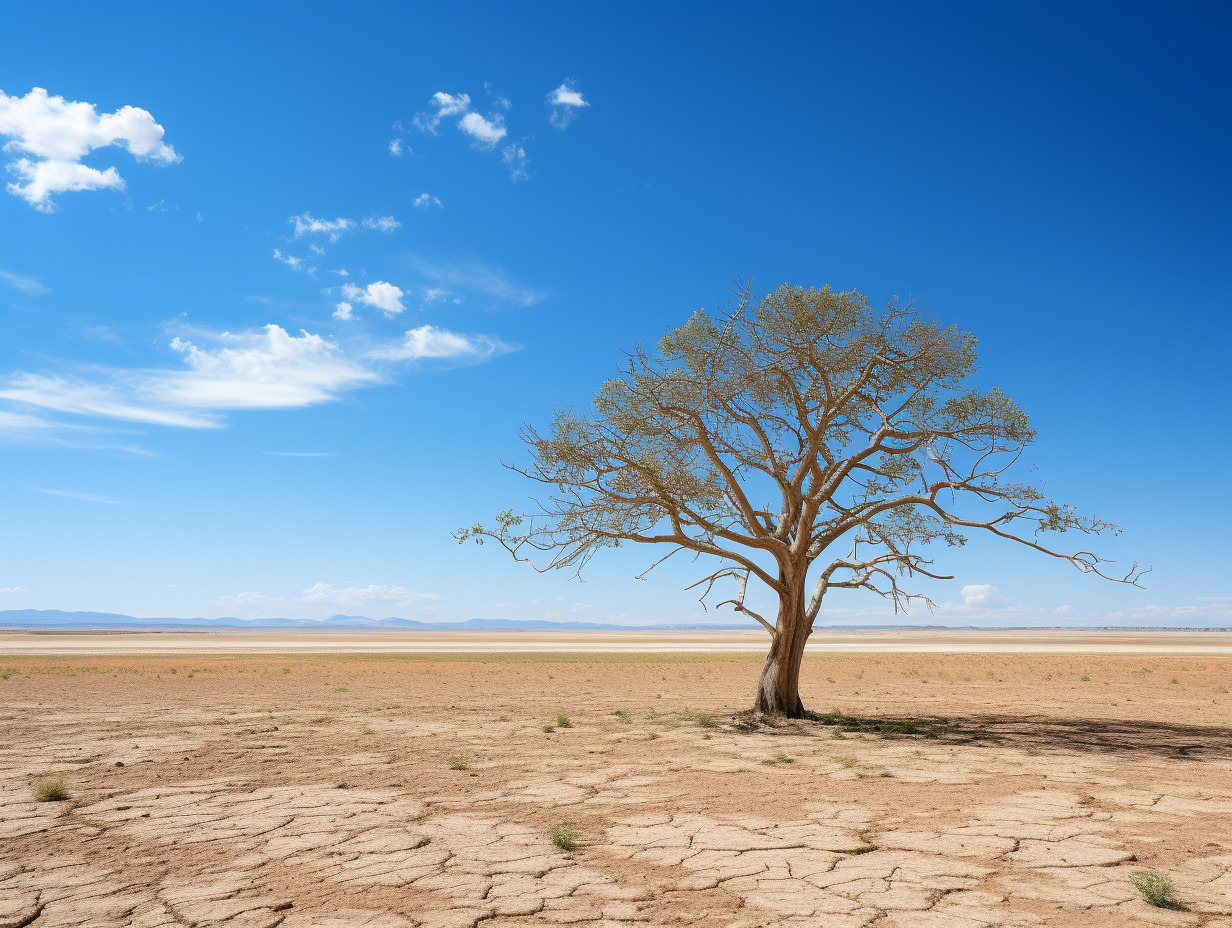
xmin=753 ymin=574 xmax=810 ymax=717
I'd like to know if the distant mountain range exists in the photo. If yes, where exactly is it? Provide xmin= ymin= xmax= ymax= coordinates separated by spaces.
xmin=0 ymin=609 xmax=761 ymax=631
xmin=0 ymin=609 xmax=1226 ymax=632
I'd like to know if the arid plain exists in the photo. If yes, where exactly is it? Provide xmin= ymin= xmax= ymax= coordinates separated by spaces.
xmin=2 ymin=630 xmax=1231 ymax=928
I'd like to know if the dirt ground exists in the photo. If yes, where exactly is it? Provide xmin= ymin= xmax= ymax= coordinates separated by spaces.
xmin=2 ymin=645 xmax=1231 ymax=927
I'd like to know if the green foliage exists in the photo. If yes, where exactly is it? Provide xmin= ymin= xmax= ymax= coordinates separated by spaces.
xmin=614 ymin=710 xmax=632 ymax=723
xmin=449 ymin=757 xmax=468 ymax=770
xmin=556 ymin=713 xmax=572 ymax=728
xmin=1130 ymin=871 xmax=1176 ymax=907
xmin=694 ymin=714 xmax=716 ymax=728
xmin=548 ymin=822 xmax=580 ymax=851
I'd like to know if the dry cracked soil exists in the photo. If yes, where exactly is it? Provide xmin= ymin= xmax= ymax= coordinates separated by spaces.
xmin=2 ymin=648 xmax=1231 ymax=927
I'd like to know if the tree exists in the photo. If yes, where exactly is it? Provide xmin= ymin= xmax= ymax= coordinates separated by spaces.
xmin=457 ymin=283 xmax=1144 ymax=716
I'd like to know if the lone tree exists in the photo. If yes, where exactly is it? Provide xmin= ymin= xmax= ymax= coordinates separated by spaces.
xmin=458 ymin=283 xmax=1143 ymax=716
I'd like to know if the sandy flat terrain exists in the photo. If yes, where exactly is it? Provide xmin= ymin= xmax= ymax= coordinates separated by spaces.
xmin=2 ymin=628 xmax=1230 ymax=655
xmin=2 ymin=643 xmax=1231 ymax=927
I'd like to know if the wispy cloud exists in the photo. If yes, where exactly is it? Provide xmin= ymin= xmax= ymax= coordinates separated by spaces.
xmin=262 ymin=451 xmax=339 ymax=457
xmin=372 ymin=325 xmax=516 ymax=363
xmin=547 ymin=80 xmax=589 ymax=129
xmin=408 ymin=255 xmax=545 ymax=307
xmin=362 ymin=215 xmax=401 ymax=233
xmin=388 ymin=138 xmax=405 ymax=156
xmin=272 ymin=249 xmax=316 ymax=276
xmin=301 ymin=582 xmax=441 ymax=607
xmin=1 ymin=324 xmax=380 ymax=429
xmin=0 ymin=587 xmax=28 ymax=594
xmin=288 ymin=213 xmax=355 ymax=241
xmin=0 ymin=269 xmax=48 ymax=296
xmin=33 ymin=488 xmax=123 ymax=504
xmin=0 ymin=87 xmax=181 ymax=211
xmin=501 ymin=143 xmax=529 ymax=182
xmin=412 ymin=193 xmax=441 ymax=209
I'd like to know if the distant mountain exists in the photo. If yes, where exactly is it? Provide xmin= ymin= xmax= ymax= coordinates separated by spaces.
xmin=0 ymin=609 xmax=759 ymax=631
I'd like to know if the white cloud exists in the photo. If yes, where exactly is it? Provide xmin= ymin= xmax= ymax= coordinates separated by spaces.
xmin=413 ymin=92 xmax=471 ymax=134
xmin=0 ymin=87 xmax=181 ymax=211
xmin=332 ymin=301 xmax=354 ymax=321
xmin=412 ymin=193 xmax=441 ymax=209
xmin=0 ymin=324 xmax=379 ymax=428
xmin=272 ymin=249 xmax=316 ymax=276
xmin=548 ymin=80 xmax=589 ymax=129
xmin=308 ymin=243 xmax=326 ymax=256
xmin=421 ymin=287 xmax=450 ymax=306
xmin=374 ymin=325 xmax=514 ymax=363
xmin=0 ymin=587 xmax=28 ymax=594
xmin=458 ymin=111 xmax=506 ymax=147
xmin=959 ymin=584 xmax=1007 ymax=608
xmin=329 ymin=268 xmax=349 ymax=277
xmin=33 ymin=488 xmax=123 ymax=504
xmin=409 ymin=254 xmax=545 ymax=306
xmin=388 ymin=138 xmax=404 ymax=156
xmin=501 ymin=143 xmax=529 ymax=182
xmin=288 ymin=212 xmax=355 ymax=242
xmin=1054 ymin=604 xmax=1073 ymax=616
xmin=0 ymin=269 xmax=47 ymax=296
xmin=362 ymin=215 xmax=401 ymax=233
xmin=340 ymin=281 xmax=405 ymax=316
xmin=301 ymin=583 xmax=440 ymax=607
xmin=0 ymin=410 xmax=58 ymax=431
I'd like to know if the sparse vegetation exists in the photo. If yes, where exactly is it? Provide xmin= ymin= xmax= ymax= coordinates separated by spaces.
xmin=839 ymin=756 xmax=857 ymax=768
xmin=1130 ymin=870 xmax=1177 ymax=908
xmin=556 ymin=713 xmax=572 ymax=728
xmin=360 ymin=726 xmax=375 ymax=735
xmin=695 ymin=714 xmax=716 ymax=728
xmin=543 ymin=724 xmax=555 ymax=733
xmin=807 ymin=710 xmax=942 ymax=738
xmin=34 ymin=777 xmax=69 ymax=802
xmin=335 ymin=686 xmax=349 ymax=692
xmin=1080 ymin=674 xmax=1090 ymax=681
xmin=449 ymin=757 xmax=468 ymax=770
xmin=548 ymin=822 xmax=580 ymax=851
xmin=614 ymin=710 xmax=632 ymax=723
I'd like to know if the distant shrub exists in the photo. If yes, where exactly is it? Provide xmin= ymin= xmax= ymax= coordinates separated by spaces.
xmin=34 ymin=777 xmax=69 ymax=802
xmin=839 ymin=756 xmax=857 ymax=768
xmin=1130 ymin=871 xmax=1176 ymax=907
xmin=548 ymin=822 xmax=579 ymax=850
xmin=614 ymin=710 xmax=632 ymax=723
xmin=556 ymin=714 xmax=572 ymax=728
xmin=449 ymin=757 xmax=467 ymax=770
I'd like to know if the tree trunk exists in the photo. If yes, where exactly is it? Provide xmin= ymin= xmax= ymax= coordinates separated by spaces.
xmin=753 ymin=578 xmax=810 ymax=717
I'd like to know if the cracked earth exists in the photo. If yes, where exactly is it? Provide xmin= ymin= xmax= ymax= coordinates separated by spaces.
xmin=2 ymin=647 xmax=1231 ymax=927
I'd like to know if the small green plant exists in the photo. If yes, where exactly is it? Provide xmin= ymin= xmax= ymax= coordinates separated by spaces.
xmin=360 ymin=726 xmax=375 ymax=735
xmin=826 ymin=677 xmax=835 ymax=683
xmin=831 ymin=728 xmax=846 ymax=739
xmin=1080 ymin=674 xmax=1090 ymax=682
xmin=614 ymin=710 xmax=632 ymax=723
xmin=1215 ymin=685 xmax=1229 ymax=694
xmin=839 ymin=756 xmax=857 ymax=768
xmin=34 ymin=777 xmax=69 ymax=802
xmin=556 ymin=713 xmax=572 ymax=728
xmin=548 ymin=822 xmax=579 ymax=850
xmin=335 ymin=686 xmax=349 ymax=692
xmin=1043 ymin=673 xmax=1052 ymax=681
xmin=774 ymin=753 xmax=793 ymax=764
xmin=281 ymin=668 xmax=291 ymax=674
xmin=543 ymin=724 xmax=555 ymax=733
xmin=1130 ymin=870 xmax=1176 ymax=908
xmin=1169 ymin=678 xmax=1179 ymax=685
xmin=449 ymin=757 xmax=468 ymax=770
xmin=695 ymin=714 xmax=716 ymax=728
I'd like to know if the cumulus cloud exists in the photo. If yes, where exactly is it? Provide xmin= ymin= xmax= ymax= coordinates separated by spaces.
xmin=0 ymin=87 xmax=181 ymax=211
xmin=0 ymin=269 xmax=47 ymax=296
xmin=362 ymin=215 xmax=401 ymax=233
xmin=288 ymin=212 xmax=355 ymax=242
xmin=388 ymin=138 xmax=404 ymax=156
xmin=340 ymin=281 xmax=405 ymax=316
xmin=412 ymin=193 xmax=441 ymax=209
xmin=374 ymin=325 xmax=514 ymax=363
xmin=332 ymin=301 xmax=354 ymax=321
xmin=547 ymin=80 xmax=589 ymax=128
xmin=0 ymin=324 xmax=378 ymax=428
xmin=413 ymin=92 xmax=472 ymax=134
xmin=457 ymin=111 xmax=506 ymax=147
xmin=301 ymin=583 xmax=440 ymax=607
xmin=959 ymin=584 xmax=1007 ymax=608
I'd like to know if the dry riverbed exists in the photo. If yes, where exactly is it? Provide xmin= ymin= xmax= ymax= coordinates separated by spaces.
xmin=2 ymin=646 xmax=1231 ymax=927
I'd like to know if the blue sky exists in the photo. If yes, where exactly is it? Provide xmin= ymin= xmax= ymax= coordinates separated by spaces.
xmin=0 ymin=1 xmax=1228 ymax=627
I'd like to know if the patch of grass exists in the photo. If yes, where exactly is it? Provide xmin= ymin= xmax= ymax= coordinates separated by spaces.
xmin=543 ymin=724 xmax=555 ymax=733
xmin=1130 ymin=870 xmax=1177 ymax=908
xmin=1043 ymin=673 xmax=1052 ymax=681
xmin=826 ymin=677 xmax=835 ymax=683
xmin=548 ymin=822 xmax=580 ymax=851
xmin=360 ymin=726 xmax=375 ymax=735
xmin=281 ymin=667 xmax=291 ymax=674
xmin=695 ymin=714 xmax=716 ymax=728
xmin=556 ymin=713 xmax=572 ymax=729
xmin=1215 ymin=685 xmax=1229 ymax=694
xmin=839 ymin=756 xmax=857 ymax=768
xmin=1080 ymin=674 xmax=1090 ymax=682
xmin=335 ymin=686 xmax=349 ymax=692
xmin=645 ymin=710 xmax=660 ymax=720
xmin=34 ymin=777 xmax=69 ymax=802
xmin=613 ymin=710 xmax=632 ymax=723
xmin=1169 ymin=678 xmax=1179 ymax=685
xmin=449 ymin=757 xmax=468 ymax=770
xmin=774 ymin=753 xmax=793 ymax=764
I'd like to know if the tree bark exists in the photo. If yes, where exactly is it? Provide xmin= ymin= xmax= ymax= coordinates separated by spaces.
xmin=753 ymin=577 xmax=810 ymax=717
